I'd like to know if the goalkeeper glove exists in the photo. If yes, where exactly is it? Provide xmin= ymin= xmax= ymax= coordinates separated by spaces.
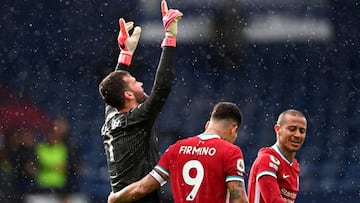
xmin=117 ymin=18 xmax=141 ymax=66
xmin=161 ymin=0 xmax=183 ymax=47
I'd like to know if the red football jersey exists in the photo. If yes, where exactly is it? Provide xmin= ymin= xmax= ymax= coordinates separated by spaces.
xmin=156 ymin=134 xmax=246 ymax=203
xmin=247 ymin=144 xmax=300 ymax=203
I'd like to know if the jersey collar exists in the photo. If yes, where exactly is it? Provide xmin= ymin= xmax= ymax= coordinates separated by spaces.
xmin=272 ymin=144 xmax=293 ymax=165
xmin=198 ymin=133 xmax=221 ymax=140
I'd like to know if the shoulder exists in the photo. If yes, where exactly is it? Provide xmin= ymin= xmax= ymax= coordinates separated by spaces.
xmin=164 ymin=137 xmax=195 ymax=151
xmin=101 ymin=112 xmax=127 ymax=136
xmin=109 ymin=112 xmax=128 ymax=128
xmin=212 ymin=139 xmax=244 ymax=160
xmin=253 ymin=147 xmax=281 ymax=172
xmin=257 ymin=147 xmax=278 ymax=159
xmin=292 ymin=158 xmax=300 ymax=171
xmin=177 ymin=136 xmax=198 ymax=144
xmin=225 ymin=142 xmax=243 ymax=155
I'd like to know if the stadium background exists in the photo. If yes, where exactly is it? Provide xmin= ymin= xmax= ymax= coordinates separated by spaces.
xmin=0 ymin=0 xmax=359 ymax=202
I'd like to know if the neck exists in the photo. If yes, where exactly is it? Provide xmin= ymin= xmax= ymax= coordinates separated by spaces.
xmin=205 ymin=127 xmax=222 ymax=136
xmin=276 ymin=143 xmax=296 ymax=161
xmin=118 ymin=107 xmax=131 ymax=113
xmin=118 ymin=103 xmax=137 ymax=113
xmin=205 ymin=128 xmax=229 ymax=142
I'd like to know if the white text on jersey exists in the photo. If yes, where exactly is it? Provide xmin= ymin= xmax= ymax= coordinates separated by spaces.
xmin=179 ymin=146 xmax=216 ymax=156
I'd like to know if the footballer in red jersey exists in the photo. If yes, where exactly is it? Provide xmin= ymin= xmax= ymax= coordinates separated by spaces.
xmin=247 ymin=109 xmax=307 ymax=203
xmin=247 ymin=145 xmax=300 ymax=203
xmin=156 ymin=133 xmax=246 ymax=203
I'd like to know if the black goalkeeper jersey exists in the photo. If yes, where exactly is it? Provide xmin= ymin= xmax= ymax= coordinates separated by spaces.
xmin=101 ymin=47 xmax=176 ymax=203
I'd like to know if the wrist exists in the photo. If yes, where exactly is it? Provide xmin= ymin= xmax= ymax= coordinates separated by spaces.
xmin=118 ymin=52 xmax=132 ymax=66
xmin=161 ymin=35 xmax=176 ymax=47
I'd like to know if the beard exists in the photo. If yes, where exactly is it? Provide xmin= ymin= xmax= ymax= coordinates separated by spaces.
xmin=134 ymin=91 xmax=148 ymax=104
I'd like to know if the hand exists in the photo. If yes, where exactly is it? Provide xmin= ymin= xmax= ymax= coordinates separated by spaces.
xmin=161 ymin=0 xmax=183 ymax=37
xmin=107 ymin=191 xmax=116 ymax=203
xmin=161 ymin=0 xmax=183 ymax=47
xmin=117 ymin=18 xmax=141 ymax=66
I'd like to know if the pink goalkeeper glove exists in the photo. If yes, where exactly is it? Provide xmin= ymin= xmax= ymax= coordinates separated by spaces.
xmin=161 ymin=0 xmax=183 ymax=47
xmin=117 ymin=18 xmax=141 ymax=66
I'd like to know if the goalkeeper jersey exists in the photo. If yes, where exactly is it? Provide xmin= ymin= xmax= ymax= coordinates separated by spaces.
xmin=100 ymin=47 xmax=176 ymax=203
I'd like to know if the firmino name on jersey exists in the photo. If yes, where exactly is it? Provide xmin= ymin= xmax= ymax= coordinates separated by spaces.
xmin=179 ymin=146 xmax=216 ymax=156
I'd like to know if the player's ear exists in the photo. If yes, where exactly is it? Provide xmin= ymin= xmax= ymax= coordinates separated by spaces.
xmin=124 ymin=91 xmax=134 ymax=99
xmin=230 ymin=124 xmax=238 ymax=135
xmin=274 ymin=124 xmax=280 ymax=134
xmin=204 ymin=121 xmax=210 ymax=130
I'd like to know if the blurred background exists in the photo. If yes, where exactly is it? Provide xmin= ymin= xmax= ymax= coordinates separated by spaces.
xmin=0 ymin=0 xmax=359 ymax=202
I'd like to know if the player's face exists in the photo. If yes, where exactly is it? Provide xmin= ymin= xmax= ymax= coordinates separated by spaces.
xmin=124 ymin=75 xmax=148 ymax=103
xmin=275 ymin=114 xmax=307 ymax=155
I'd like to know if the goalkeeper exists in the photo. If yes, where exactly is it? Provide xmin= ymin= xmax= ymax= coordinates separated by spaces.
xmin=98 ymin=0 xmax=183 ymax=202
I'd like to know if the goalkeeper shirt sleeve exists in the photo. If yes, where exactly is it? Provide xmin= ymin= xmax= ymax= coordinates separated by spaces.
xmin=115 ymin=63 xmax=129 ymax=71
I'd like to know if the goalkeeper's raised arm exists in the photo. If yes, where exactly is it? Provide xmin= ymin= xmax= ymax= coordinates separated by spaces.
xmin=99 ymin=1 xmax=183 ymax=203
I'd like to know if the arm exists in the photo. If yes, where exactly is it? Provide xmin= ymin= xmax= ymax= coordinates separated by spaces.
xmin=149 ymin=47 xmax=176 ymax=99
xmin=103 ymin=18 xmax=141 ymax=116
xmin=227 ymin=180 xmax=249 ymax=203
xmin=150 ymin=0 xmax=183 ymax=97
xmin=258 ymin=175 xmax=287 ymax=203
xmin=225 ymin=147 xmax=248 ymax=203
xmin=107 ymin=174 xmax=159 ymax=203
xmin=151 ymin=0 xmax=183 ymax=91
xmin=131 ymin=0 xmax=183 ymax=116
xmin=107 ymin=168 xmax=169 ymax=203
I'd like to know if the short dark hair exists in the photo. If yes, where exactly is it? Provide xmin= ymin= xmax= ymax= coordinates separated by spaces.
xmin=99 ymin=70 xmax=130 ymax=109
xmin=210 ymin=102 xmax=243 ymax=128
xmin=276 ymin=109 xmax=306 ymax=125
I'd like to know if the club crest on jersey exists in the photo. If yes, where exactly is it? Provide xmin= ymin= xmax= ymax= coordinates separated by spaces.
xmin=270 ymin=155 xmax=280 ymax=165
xmin=111 ymin=115 xmax=127 ymax=129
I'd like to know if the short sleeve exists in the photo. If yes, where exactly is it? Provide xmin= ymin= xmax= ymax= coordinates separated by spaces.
xmin=225 ymin=146 xmax=246 ymax=182
xmin=157 ymin=143 xmax=177 ymax=176
xmin=255 ymin=153 xmax=281 ymax=181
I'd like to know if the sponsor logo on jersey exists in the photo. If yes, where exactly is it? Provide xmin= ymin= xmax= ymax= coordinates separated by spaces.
xmin=237 ymin=159 xmax=245 ymax=173
xmin=283 ymin=174 xmax=291 ymax=179
xmin=280 ymin=188 xmax=297 ymax=201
